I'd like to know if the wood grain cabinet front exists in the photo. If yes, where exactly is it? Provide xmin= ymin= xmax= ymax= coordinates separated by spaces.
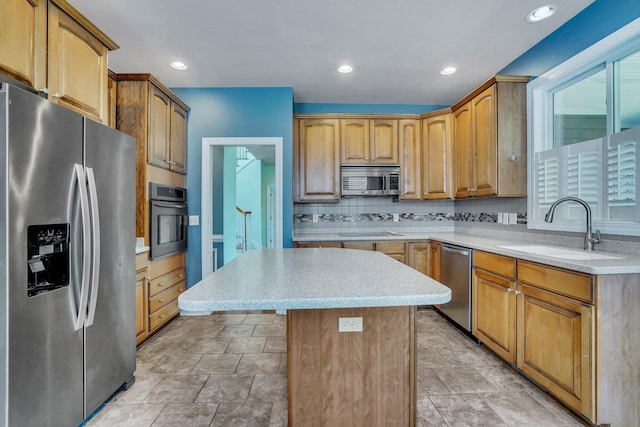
xmin=0 ymin=0 xmax=47 ymax=90
xmin=2 ymin=0 xmax=118 ymax=123
xmin=472 ymin=251 xmax=517 ymax=364
xmin=294 ymin=119 xmax=341 ymax=202
xmin=135 ymin=252 xmax=149 ymax=345
xmin=452 ymin=76 xmax=528 ymax=198
xmin=398 ymin=119 xmax=421 ymax=200
xmin=422 ymin=112 xmax=454 ymax=200
xmin=341 ymin=119 xmax=399 ymax=165
xmin=144 ymin=253 xmax=186 ymax=337
xmin=407 ymin=242 xmax=430 ymax=276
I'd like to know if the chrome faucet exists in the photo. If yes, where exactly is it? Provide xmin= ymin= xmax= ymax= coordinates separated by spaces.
xmin=544 ymin=197 xmax=601 ymax=251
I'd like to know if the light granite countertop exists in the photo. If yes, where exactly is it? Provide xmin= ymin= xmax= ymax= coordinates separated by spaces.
xmin=293 ymin=232 xmax=640 ymax=275
xmin=178 ymin=248 xmax=452 ymax=313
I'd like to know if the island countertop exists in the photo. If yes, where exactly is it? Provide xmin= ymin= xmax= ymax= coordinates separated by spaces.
xmin=178 ymin=248 xmax=452 ymax=313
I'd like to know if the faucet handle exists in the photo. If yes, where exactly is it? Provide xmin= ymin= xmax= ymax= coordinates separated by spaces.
xmin=590 ymin=229 xmax=602 ymax=245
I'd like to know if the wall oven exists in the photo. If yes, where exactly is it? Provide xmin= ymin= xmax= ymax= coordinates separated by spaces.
xmin=149 ymin=183 xmax=188 ymax=260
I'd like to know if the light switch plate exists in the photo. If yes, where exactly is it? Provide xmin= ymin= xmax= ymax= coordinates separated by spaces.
xmin=393 ymin=213 xmax=399 ymax=222
xmin=312 ymin=213 xmax=319 ymax=223
xmin=189 ymin=215 xmax=199 ymax=226
xmin=338 ymin=317 xmax=363 ymax=332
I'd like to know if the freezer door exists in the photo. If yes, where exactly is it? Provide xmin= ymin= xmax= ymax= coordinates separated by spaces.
xmin=83 ymin=118 xmax=136 ymax=415
xmin=3 ymin=86 xmax=85 ymax=426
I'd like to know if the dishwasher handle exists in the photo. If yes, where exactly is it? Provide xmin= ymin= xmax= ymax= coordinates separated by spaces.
xmin=441 ymin=245 xmax=470 ymax=257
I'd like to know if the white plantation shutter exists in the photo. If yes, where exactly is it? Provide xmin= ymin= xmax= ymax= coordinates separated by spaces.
xmin=536 ymin=150 xmax=560 ymax=218
xmin=566 ymin=139 xmax=602 ymax=219
xmin=607 ymin=127 xmax=639 ymax=221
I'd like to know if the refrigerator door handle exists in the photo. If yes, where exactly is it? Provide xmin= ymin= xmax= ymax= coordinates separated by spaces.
xmin=85 ymin=167 xmax=101 ymax=327
xmin=74 ymin=164 xmax=91 ymax=331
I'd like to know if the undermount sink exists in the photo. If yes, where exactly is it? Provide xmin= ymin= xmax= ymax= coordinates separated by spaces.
xmin=498 ymin=245 xmax=622 ymax=261
xmin=338 ymin=231 xmax=403 ymax=237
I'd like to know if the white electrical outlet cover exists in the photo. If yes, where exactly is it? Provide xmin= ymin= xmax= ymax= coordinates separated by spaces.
xmin=497 ymin=213 xmax=503 ymax=224
xmin=338 ymin=317 xmax=363 ymax=332
xmin=189 ymin=215 xmax=199 ymax=226
xmin=509 ymin=213 xmax=517 ymax=225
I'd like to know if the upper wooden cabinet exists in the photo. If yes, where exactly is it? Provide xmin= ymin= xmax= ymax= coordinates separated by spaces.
xmin=1 ymin=0 xmax=118 ymax=123
xmin=117 ymin=74 xmax=190 ymax=175
xmin=0 ymin=0 xmax=47 ymax=90
xmin=452 ymin=76 xmax=529 ymax=198
xmin=294 ymin=119 xmax=341 ymax=202
xmin=422 ymin=112 xmax=454 ymax=199
xmin=116 ymin=74 xmax=190 ymax=241
xmin=341 ymin=119 xmax=398 ymax=164
xmin=398 ymin=119 xmax=421 ymax=200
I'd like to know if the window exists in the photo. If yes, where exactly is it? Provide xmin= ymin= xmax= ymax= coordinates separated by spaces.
xmin=528 ymin=19 xmax=640 ymax=236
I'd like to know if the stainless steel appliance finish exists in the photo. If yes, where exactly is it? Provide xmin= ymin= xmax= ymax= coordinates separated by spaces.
xmin=149 ymin=183 xmax=188 ymax=260
xmin=439 ymin=244 xmax=472 ymax=331
xmin=0 ymin=84 xmax=136 ymax=426
xmin=341 ymin=165 xmax=400 ymax=196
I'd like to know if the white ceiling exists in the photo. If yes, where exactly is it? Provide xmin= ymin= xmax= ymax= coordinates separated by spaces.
xmin=68 ymin=0 xmax=594 ymax=106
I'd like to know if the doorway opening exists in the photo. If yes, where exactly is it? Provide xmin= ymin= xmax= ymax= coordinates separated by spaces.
xmin=201 ymin=137 xmax=283 ymax=278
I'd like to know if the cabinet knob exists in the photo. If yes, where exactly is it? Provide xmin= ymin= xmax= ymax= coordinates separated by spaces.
xmin=509 ymin=155 xmax=520 ymax=162
xmin=179 ymin=288 xmax=184 ymax=292
xmin=39 ymin=88 xmax=49 ymax=95
xmin=160 ymin=314 xmax=166 ymax=319
xmin=158 ymin=282 xmax=165 ymax=287
xmin=52 ymin=93 xmax=61 ymax=99
xmin=159 ymin=298 xmax=165 ymax=303
xmin=515 ymin=290 xmax=521 ymax=296
xmin=507 ymin=288 xmax=514 ymax=293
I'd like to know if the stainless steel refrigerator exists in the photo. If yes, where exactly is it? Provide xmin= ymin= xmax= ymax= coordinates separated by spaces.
xmin=0 ymin=83 xmax=136 ymax=426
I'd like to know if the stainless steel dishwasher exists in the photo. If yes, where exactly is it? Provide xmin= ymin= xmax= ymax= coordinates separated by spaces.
xmin=439 ymin=244 xmax=472 ymax=331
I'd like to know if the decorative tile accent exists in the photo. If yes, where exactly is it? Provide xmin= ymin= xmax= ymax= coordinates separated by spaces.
xmin=293 ymin=212 xmax=527 ymax=224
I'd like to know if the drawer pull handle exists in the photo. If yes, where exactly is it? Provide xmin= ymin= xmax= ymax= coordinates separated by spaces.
xmin=179 ymin=288 xmax=184 ymax=292
xmin=159 ymin=298 xmax=165 ymax=303
xmin=158 ymin=282 xmax=165 ymax=287
xmin=160 ymin=314 xmax=166 ymax=319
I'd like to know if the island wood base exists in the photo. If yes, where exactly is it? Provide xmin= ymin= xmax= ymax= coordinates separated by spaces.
xmin=287 ymin=306 xmax=416 ymax=426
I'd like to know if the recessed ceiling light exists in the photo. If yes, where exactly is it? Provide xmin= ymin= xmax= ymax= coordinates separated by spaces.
xmin=170 ymin=61 xmax=188 ymax=70
xmin=440 ymin=67 xmax=457 ymax=76
xmin=527 ymin=5 xmax=557 ymax=23
xmin=337 ymin=65 xmax=353 ymax=74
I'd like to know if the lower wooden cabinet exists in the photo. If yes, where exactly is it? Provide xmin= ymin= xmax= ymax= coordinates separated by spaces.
xmin=473 ymin=252 xmax=595 ymax=420
xmin=429 ymin=243 xmax=441 ymax=281
xmin=407 ymin=242 xmax=430 ymax=276
xmin=135 ymin=252 xmax=149 ymax=345
xmin=147 ymin=253 xmax=186 ymax=334
xmin=472 ymin=251 xmax=517 ymax=363
xmin=376 ymin=241 xmax=406 ymax=263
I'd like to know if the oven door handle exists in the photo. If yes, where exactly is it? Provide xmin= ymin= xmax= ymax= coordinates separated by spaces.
xmin=152 ymin=201 xmax=187 ymax=210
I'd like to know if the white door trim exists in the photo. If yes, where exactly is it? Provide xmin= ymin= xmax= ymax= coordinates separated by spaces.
xmin=201 ymin=137 xmax=283 ymax=278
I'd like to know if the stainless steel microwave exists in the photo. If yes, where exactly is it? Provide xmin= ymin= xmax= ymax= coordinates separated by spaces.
xmin=149 ymin=183 xmax=188 ymax=260
xmin=341 ymin=166 xmax=400 ymax=196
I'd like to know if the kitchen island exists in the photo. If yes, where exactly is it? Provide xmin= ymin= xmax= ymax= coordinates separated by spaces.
xmin=179 ymin=248 xmax=451 ymax=426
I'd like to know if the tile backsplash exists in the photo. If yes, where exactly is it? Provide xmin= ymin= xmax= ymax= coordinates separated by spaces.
xmin=293 ymin=196 xmax=640 ymax=254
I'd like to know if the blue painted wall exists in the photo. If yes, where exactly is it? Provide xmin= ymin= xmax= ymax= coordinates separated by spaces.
xmin=501 ymin=0 xmax=640 ymax=76
xmin=171 ymin=87 xmax=293 ymax=287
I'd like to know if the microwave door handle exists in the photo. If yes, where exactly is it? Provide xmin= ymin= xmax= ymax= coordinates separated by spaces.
xmin=153 ymin=201 xmax=188 ymax=209
xmin=85 ymin=167 xmax=100 ymax=327
xmin=383 ymin=175 xmax=387 ymax=193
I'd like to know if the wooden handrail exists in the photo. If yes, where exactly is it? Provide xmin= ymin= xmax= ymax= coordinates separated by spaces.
xmin=236 ymin=206 xmax=252 ymax=215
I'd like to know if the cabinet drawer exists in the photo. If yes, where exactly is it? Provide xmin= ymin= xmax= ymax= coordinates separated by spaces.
xmin=135 ymin=252 xmax=149 ymax=272
xmin=149 ymin=267 xmax=186 ymax=297
xmin=148 ymin=252 xmax=185 ymax=279
xmin=517 ymin=260 xmax=593 ymax=303
xmin=376 ymin=241 xmax=405 ymax=255
xmin=474 ymin=251 xmax=515 ymax=279
xmin=148 ymin=280 xmax=186 ymax=313
xmin=343 ymin=241 xmax=375 ymax=251
xmin=149 ymin=298 xmax=180 ymax=331
xmin=296 ymin=241 xmax=342 ymax=248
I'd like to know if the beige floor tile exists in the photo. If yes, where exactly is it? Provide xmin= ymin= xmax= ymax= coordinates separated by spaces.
xmin=151 ymin=403 xmax=219 ymax=427
xmin=253 ymin=324 xmax=286 ymax=337
xmin=243 ymin=314 xmax=277 ymax=324
xmin=213 ymin=313 xmax=248 ymax=324
xmin=195 ymin=374 xmax=254 ymax=402
xmin=264 ymin=336 xmax=287 ymax=353
xmin=191 ymin=353 xmax=242 ymax=375
xmin=87 ymin=403 xmax=165 ymax=427
xmin=429 ymin=394 xmax=508 ymax=426
xmin=415 ymin=395 xmax=449 ymax=427
xmin=210 ymin=401 xmax=272 ymax=427
xmin=226 ymin=337 xmax=267 ymax=353
xmin=142 ymin=374 xmax=208 ymax=403
xmin=236 ymin=353 xmax=282 ymax=374
xmin=268 ymin=400 xmax=288 ymax=427
xmin=218 ymin=324 xmax=256 ymax=337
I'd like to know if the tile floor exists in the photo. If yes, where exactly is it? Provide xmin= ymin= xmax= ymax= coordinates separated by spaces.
xmin=86 ymin=308 xmax=585 ymax=427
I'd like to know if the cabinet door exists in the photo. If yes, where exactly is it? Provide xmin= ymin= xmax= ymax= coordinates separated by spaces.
xmin=422 ymin=114 xmax=454 ymax=199
xmin=47 ymin=3 xmax=109 ymax=122
xmin=297 ymin=119 xmax=341 ymax=201
xmin=0 ymin=0 xmax=46 ymax=89
xmin=453 ymin=104 xmax=474 ymax=198
xmin=135 ymin=272 xmax=148 ymax=345
xmin=473 ymin=269 xmax=516 ymax=364
xmin=169 ymin=102 xmax=188 ymax=174
xmin=341 ymin=119 xmax=370 ymax=164
xmin=370 ymin=120 xmax=398 ymax=164
xmin=473 ymin=85 xmax=497 ymax=196
xmin=399 ymin=120 xmax=421 ymax=200
xmin=148 ymin=84 xmax=171 ymax=169
xmin=517 ymin=284 xmax=593 ymax=418
xmin=429 ymin=243 xmax=441 ymax=281
xmin=407 ymin=242 xmax=430 ymax=276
